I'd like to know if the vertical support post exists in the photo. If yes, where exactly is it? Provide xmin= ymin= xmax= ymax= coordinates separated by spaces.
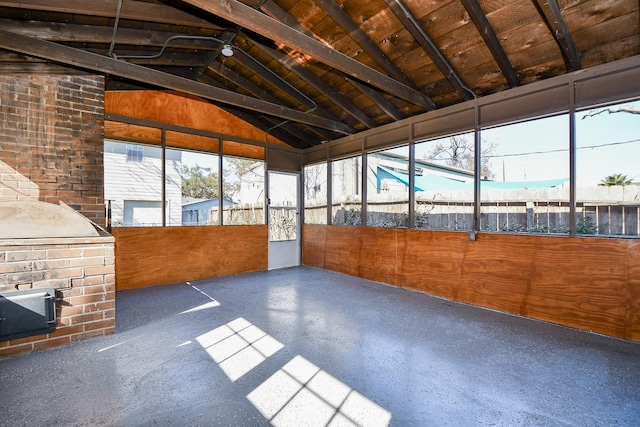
xmin=218 ymin=139 xmax=224 ymax=225
xmin=326 ymin=154 xmax=332 ymax=225
xmin=409 ymin=142 xmax=416 ymax=229
xmin=361 ymin=152 xmax=367 ymax=226
xmin=472 ymin=98 xmax=481 ymax=239
xmin=161 ymin=128 xmax=167 ymax=227
xmin=569 ymin=83 xmax=577 ymax=235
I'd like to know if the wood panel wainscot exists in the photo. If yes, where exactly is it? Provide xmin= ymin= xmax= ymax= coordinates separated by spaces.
xmin=303 ymin=224 xmax=639 ymax=341
xmin=113 ymin=226 xmax=268 ymax=290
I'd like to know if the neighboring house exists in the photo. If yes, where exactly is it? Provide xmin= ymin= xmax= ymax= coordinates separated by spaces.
xmin=182 ymin=197 xmax=235 ymax=225
xmin=104 ymin=140 xmax=182 ymax=226
xmin=370 ymin=151 xmax=567 ymax=194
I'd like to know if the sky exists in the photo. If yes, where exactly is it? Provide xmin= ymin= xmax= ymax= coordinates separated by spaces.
xmin=480 ymin=100 xmax=640 ymax=186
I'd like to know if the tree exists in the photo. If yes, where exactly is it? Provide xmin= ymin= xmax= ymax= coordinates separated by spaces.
xmin=600 ymin=173 xmax=632 ymax=186
xmin=423 ymin=135 xmax=497 ymax=180
xmin=181 ymin=165 xmax=219 ymax=199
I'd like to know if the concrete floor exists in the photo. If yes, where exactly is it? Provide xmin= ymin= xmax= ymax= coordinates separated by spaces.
xmin=1 ymin=266 xmax=639 ymax=426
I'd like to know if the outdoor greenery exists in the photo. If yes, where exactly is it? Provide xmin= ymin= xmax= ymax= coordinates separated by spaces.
xmin=600 ymin=173 xmax=632 ymax=186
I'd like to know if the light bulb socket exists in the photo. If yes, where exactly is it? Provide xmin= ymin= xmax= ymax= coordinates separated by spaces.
xmin=221 ymin=44 xmax=234 ymax=57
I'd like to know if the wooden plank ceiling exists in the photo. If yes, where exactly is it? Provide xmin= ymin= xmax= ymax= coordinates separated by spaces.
xmin=0 ymin=0 xmax=638 ymax=148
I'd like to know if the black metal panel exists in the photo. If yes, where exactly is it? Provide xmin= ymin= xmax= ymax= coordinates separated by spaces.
xmin=480 ymin=85 xmax=569 ymax=128
xmin=0 ymin=288 xmax=56 ymax=342
xmin=412 ymin=107 xmax=475 ymax=142
xmin=575 ymin=66 xmax=640 ymax=109
xmin=365 ymin=123 xmax=409 ymax=150
xmin=268 ymin=147 xmax=302 ymax=172
xmin=329 ymin=135 xmax=363 ymax=159
xmin=303 ymin=146 xmax=328 ymax=165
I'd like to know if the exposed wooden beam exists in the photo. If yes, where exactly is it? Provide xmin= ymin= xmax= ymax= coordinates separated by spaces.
xmin=311 ymin=0 xmax=416 ymax=89
xmin=204 ymin=63 xmax=339 ymax=142
xmin=533 ymin=0 xmax=581 ymax=72
xmin=0 ymin=19 xmax=220 ymax=51
xmin=0 ymin=29 xmax=352 ymax=134
xmin=260 ymin=0 xmax=313 ymax=37
xmin=181 ymin=0 xmax=436 ymax=110
xmin=231 ymin=48 xmax=316 ymax=112
xmin=383 ymin=0 xmax=473 ymax=101
xmin=215 ymin=49 xmax=349 ymax=137
xmin=458 ymin=0 xmax=520 ymax=88
xmin=84 ymin=49 xmax=208 ymax=67
xmin=253 ymin=41 xmax=377 ymax=129
xmin=0 ymin=0 xmax=225 ymax=30
xmin=349 ymin=78 xmax=405 ymax=121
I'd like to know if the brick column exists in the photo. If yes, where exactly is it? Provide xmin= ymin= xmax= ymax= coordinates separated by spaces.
xmin=0 ymin=74 xmax=105 ymax=225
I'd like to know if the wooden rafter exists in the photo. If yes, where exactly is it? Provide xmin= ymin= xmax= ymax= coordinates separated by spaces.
xmin=181 ymin=0 xmax=436 ymax=110
xmin=383 ymin=0 xmax=473 ymax=101
xmin=311 ymin=0 xmax=416 ymax=89
xmin=253 ymin=41 xmax=377 ymax=129
xmin=533 ymin=0 xmax=581 ymax=72
xmin=348 ymin=79 xmax=405 ymax=121
xmin=204 ymin=63 xmax=338 ymax=143
xmin=231 ymin=48 xmax=316 ymax=111
xmin=0 ymin=0 xmax=224 ymax=30
xmin=0 ymin=29 xmax=352 ymax=134
xmin=458 ymin=0 xmax=520 ymax=88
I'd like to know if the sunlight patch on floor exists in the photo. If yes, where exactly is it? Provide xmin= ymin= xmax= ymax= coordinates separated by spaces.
xmin=196 ymin=317 xmax=284 ymax=381
xmin=247 ymin=355 xmax=392 ymax=427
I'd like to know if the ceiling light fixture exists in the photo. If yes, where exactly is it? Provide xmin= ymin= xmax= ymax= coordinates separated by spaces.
xmin=221 ymin=44 xmax=234 ymax=57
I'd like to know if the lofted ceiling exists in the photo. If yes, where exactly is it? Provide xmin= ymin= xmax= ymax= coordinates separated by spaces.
xmin=0 ymin=0 xmax=638 ymax=148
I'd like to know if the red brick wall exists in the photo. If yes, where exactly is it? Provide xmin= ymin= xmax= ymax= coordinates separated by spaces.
xmin=0 ymin=74 xmax=105 ymax=225
xmin=0 ymin=236 xmax=116 ymax=357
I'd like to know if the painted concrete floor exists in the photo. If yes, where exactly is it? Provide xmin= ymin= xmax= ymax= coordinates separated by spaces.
xmin=1 ymin=266 xmax=639 ymax=426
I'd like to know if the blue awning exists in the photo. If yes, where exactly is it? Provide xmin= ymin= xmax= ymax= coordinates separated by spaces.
xmin=377 ymin=165 xmax=568 ymax=192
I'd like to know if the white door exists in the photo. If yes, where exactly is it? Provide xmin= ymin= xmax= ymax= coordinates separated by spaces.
xmin=268 ymin=172 xmax=300 ymax=270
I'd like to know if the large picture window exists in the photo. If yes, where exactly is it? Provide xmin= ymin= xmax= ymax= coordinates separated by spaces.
xmin=331 ymin=156 xmax=361 ymax=226
xmin=304 ymin=162 xmax=327 ymax=224
xmin=105 ymin=139 xmax=266 ymax=227
xmin=414 ymin=132 xmax=475 ymax=230
xmin=104 ymin=141 xmax=163 ymax=227
xmin=480 ymin=115 xmax=570 ymax=234
xmin=222 ymin=156 xmax=265 ymax=225
xmin=576 ymin=99 xmax=640 ymax=236
xmin=366 ymin=146 xmax=409 ymax=228
xmin=170 ymin=149 xmax=220 ymax=226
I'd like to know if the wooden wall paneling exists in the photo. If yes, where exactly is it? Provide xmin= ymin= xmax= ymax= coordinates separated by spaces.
xmin=113 ymin=225 xmax=267 ymax=290
xmin=524 ymin=236 xmax=629 ymax=338
xmin=105 ymin=90 xmax=286 ymax=145
xmin=626 ymin=239 xmax=640 ymax=341
xmin=324 ymin=226 xmax=362 ymax=277
xmin=302 ymin=224 xmax=327 ymax=268
xmin=358 ymin=227 xmax=399 ymax=285
xmin=454 ymin=233 xmax=539 ymax=316
xmin=223 ymin=140 xmax=265 ymax=159
xmin=166 ymin=130 xmax=219 ymax=152
xmin=398 ymin=229 xmax=467 ymax=300
xmin=104 ymin=121 xmax=162 ymax=144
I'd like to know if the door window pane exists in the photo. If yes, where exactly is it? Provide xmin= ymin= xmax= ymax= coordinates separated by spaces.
xmin=269 ymin=173 xmax=297 ymax=241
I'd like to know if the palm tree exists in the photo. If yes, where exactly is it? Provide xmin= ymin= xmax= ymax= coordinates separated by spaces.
xmin=600 ymin=173 xmax=632 ymax=186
